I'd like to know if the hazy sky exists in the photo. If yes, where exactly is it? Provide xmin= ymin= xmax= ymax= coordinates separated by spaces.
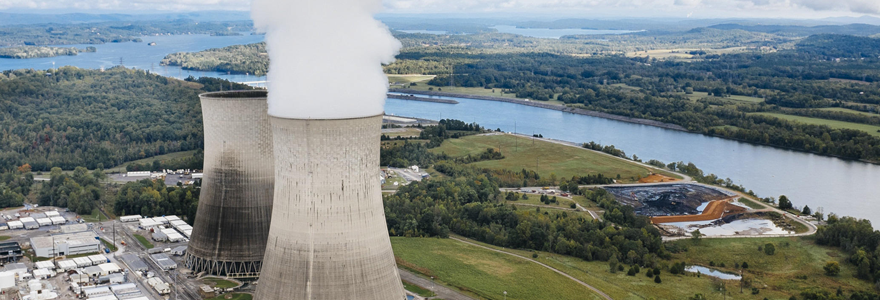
xmin=0 ymin=0 xmax=878 ymax=18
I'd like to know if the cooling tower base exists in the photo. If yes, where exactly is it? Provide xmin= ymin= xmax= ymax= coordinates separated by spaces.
xmin=184 ymin=254 xmax=262 ymax=278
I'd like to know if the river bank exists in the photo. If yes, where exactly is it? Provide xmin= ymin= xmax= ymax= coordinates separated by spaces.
xmin=390 ymin=88 xmax=687 ymax=131
xmin=386 ymin=93 xmax=459 ymax=104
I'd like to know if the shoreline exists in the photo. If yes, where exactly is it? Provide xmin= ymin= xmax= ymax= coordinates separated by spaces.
xmin=391 ymin=88 xmax=880 ymax=165
xmin=390 ymin=88 xmax=687 ymax=131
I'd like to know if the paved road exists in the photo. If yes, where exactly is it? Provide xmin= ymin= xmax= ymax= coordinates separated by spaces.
xmin=398 ymin=268 xmax=475 ymax=300
xmin=450 ymin=237 xmax=613 ymax=300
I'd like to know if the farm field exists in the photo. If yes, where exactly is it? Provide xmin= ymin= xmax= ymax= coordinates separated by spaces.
xmin=751 ymin=112 xmax=880 ymax=137
xmin=430 ymin=134 xmax=674 ymax=181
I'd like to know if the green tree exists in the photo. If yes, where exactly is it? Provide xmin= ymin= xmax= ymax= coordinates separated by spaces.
xmin=778 ymin=195 xmax=793 ymax=210
xmin=802 ymin=205 xmax=812 ymax=215
xmin=609 ymin=257 xmax=619 ymax=273
xmin=654 ymin=275 xmax=662 ymax=284
xmin=691 ymin=229 xmax=702 ymax=244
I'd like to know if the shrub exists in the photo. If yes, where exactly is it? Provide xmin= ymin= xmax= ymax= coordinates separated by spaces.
xmin=823 ymin=261 xmax=840 ymax=276
xmin=654 ymin=275 xmax=662 ymax=283
xmin=764 ymin=243 xmax=776 ymax=255
xmin=646 ymin=270 xmax=654 ymax=278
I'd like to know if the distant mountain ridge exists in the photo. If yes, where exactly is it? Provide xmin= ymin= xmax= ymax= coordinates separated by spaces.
xmin=709 ymin=23 xmax=880 ymax=36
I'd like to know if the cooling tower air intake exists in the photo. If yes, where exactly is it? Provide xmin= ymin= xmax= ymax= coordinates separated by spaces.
xmin=255 ymin=115 xmax=405 ymax=299
xmin=184 ymin=90 xmax=275 ymax=278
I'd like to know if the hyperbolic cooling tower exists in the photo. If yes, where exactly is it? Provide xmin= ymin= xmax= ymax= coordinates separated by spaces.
xmin=184 ymin=90 xmax=274 ymax=278
xmin=255 ymin=115 xmax=405 ymax=299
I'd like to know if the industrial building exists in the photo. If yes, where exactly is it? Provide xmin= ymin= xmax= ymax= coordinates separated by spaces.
xmin=185 ymin=91 xmax=275 ymax=278
xmin=0 ymin=241 xmax=22 ymax=262
xmin=149 ymin=253 xmax=177 ymax=271
xmin=118 ymin=253 xmax=149 ymax=272
xmin=255 ymin=115 xmax=405 ymax=299
xmin=30 ymin=232 xmax=100 ymax=257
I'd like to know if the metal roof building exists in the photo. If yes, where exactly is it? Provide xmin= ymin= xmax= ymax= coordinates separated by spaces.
xmin=0 ymin=241 xmax=22 ymax=262
xmin=149 ymin=253 xmax=177 ymax=271
xmin=118 ymin=253 xmax=149 ymax=272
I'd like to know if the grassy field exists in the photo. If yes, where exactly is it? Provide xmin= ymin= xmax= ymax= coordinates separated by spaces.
xmin=0 ymin=236 xmax=10 ymax=241
xmin=80 ymin=208 xmax=108 ymax=222
xmin=667 ymin=237 xmax=875 ymax=297
xmin=752 ymin=112 xmax=880 ymax=137
xmin=402 ymin=280 xmax=436 ymax=297
xmin=203 ymin=277 xmax=239 ymax=289
xmin=133 ymin=234 xmax=154 ymax=249
xmin=400 ymin=235 xmax=874 ymax=300
xmin=817 ymin=107 xmax=880 ymax=117
xmin=430 ymin=134 xmax=667 ymax=182
xmin=680 ymin=91 xmax=763 ymax=103
xmin=206 ymin=293 xmax=252 ymax=300
xmin=105 ymin=150 xmax=198 ymax=173
xmin=388 ymin=74 xmax=436 ymax=84
xmin=394 ymin=82 xmax=567 ymax=106
xmin=391 ymin=237 xmax=606 ymax=300
xmin=382 ymin=128 xmax=423 ymax=138
xmin=737 ymin=198 xmax=767 ymax=210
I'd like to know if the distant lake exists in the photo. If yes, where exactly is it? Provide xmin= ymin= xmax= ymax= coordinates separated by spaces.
xmin=491 ymin=25 xmax=640 ymax=39
xmin=0 ymin=33 xmax=267 ymax=83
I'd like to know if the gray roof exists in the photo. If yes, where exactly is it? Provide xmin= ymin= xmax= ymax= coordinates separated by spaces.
xmin=172 ymin=246 xmax=187 ymax=252
xmin=4 ymin=263 xmax=26 ymax=271
xmin=150 ymin=253 xmax=177 ymax=269
xmin=118 ymin=253 xmax=149 ymax=271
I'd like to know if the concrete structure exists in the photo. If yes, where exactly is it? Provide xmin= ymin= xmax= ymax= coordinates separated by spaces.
xmin=31 ymin=232 xmax=100 ymax=257
xmin=0 ymin=241 xmax=22 ymax=263
xmin=255 ymin=115 xmax=405 ymax=300
xmin=60 ymin=223 xmax=88 ymax=233
xmin=0 ymin=271 xmax=14 ymax=289
xmin=89 ymin=254 xmax=108 ymax=265
xmin=185 ymin=91 xmax=275 ymax=278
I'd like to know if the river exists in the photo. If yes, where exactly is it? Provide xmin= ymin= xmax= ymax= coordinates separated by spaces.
xmin=0 ymin=33 xmax=267 ymax=84
xmin=2 ymin=34 xmax=878 ymax=225
xmin=385 ymin=96 xmax=880 ymax=225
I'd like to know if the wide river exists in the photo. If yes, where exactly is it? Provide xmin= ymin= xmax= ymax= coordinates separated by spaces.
xmin=2 ymin=34 xmax=879 ymax=225
xmin=386 ymin=96 xmax=880 ymax=225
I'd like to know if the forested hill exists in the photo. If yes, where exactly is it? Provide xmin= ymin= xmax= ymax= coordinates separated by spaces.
xmin=0 ymin=67 xmax=248 ymax=172
xmin=796 ymin=34 xmax=880 ymax=58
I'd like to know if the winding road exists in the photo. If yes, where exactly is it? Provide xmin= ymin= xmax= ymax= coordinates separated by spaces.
xmin=450 ymin=236 xmax=613 ymax=300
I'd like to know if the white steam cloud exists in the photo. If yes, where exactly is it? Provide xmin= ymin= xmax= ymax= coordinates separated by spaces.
xmin=251 ymin=0 xmax=401 ymax=119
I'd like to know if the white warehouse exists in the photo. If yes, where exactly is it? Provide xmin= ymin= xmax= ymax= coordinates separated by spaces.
xmin=30 ymin=232 xmax=100 ymax=257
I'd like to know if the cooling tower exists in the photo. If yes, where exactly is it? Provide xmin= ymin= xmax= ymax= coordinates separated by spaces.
xmin=255 ymin=115 xmax=405 ymax=300
xmin=184 ymin=90 xmax=274 ymax=278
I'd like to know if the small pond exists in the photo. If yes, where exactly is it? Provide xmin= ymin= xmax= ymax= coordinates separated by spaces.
xmin=685 ymin=265 xmax=742 ymax=280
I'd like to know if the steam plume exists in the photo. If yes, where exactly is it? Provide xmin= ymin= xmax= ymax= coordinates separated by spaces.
xmin=251 ymin=0 xmax=401 ymax=119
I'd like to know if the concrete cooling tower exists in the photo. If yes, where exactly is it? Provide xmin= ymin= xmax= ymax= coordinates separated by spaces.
xmin=184 ymin=91 xmax=275 ymax=278
xmin=255 ymin=115 xmax=405 ymax=299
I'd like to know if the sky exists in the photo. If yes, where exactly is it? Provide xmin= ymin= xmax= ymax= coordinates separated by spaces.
xmin=0 ymin=0 xmax=878 ymax=19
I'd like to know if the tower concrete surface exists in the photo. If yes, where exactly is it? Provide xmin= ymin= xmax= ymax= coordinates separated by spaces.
xmin=255 ymin=115 xmax=405 ymax=300
xmin=185 ymin=90 xmax=274 ymax=278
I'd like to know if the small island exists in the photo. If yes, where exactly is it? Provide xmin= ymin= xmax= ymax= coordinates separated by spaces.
xmin=0 ymin=46 xmax=96 ymax=59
